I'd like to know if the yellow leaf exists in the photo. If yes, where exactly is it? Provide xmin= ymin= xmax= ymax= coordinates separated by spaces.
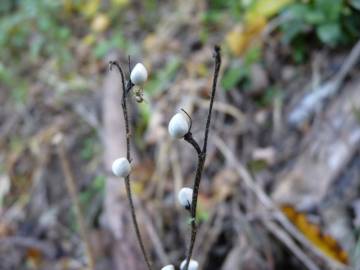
xmin=82 ymin=34 xmax=96 ymax=46
xmin=132 ymin=182 xmax=144 ymax=195
xmin=186 ymin=62 xmax=208 ymax=77
xmin=245 ymin=0 xmax=293 ymax=23
xmin=246 ymin=16 xmax=267 ymax=34
xmin=82 ymin=0 xmax=100 ymax=17
xmin=63 ymin=0 xmax=75 ymax=14
xmin=226 ymin=26 xmax=247 ymax=56
xmin=226 ymin=17 xmax=266 ymax=56
xmin=111 ymin=0 xmax=129 ymax=8
xmin=225 ymin=0 xmax=292 ymax=56
xmin=91 ymin=13 xmax=110 ymax=33
xmin=282 ymin=205 xmax=349 ymax=265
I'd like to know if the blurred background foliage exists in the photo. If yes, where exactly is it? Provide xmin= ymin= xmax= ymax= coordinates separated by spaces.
xmin=1 ymin=0 xmax=360 ymax=216
xmin=1 ymin=0 xmax=360 ymax=269
xmin=1 ymin=0 xmax=360 ymax=105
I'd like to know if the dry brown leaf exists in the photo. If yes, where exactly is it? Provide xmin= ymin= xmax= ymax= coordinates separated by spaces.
xmin=0 ymin=222 xmax=13 ymax=237
xmin=282 ymin=205 xmax=349 ymax=265
xmin=26 ymin=247 xmax=43 ymax=268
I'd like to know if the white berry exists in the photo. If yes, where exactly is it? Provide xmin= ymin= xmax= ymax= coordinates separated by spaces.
xmin=180 ymin=259 xmax=199 ymax=270
xmin=161 ymin=265 xmax=175 ymax=270
xmin=130 ymin=63 xmax=148 ymax=85
xmin=168 ymin=113 xmax=190 ymax=139
xmin=111 ymin=158 xmax=131 ymax=177
xmin=178 ymin=187 xmax=193 ymax=209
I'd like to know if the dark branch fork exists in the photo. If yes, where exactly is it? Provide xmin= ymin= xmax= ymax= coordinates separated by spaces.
xmin=109 ymin=61 xmax=152 ymax=270
xmin=183 ymin=46 xmax=222 ymax=270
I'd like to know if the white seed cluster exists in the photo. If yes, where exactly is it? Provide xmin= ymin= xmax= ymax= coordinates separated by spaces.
xmin=130 ymin=63 xmax=148 ymax=85
xmin=180 ymin=259 xmax=199 ymax=270
xmin=178 ymin=187 xmax=193 ymax=209
xmin=111 ymin=157 xmax=131 ymax=177
xmin=168 ymin=112 xmax=190 ymax=139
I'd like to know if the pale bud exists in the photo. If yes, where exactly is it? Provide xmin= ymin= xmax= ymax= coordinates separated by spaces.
xmin=178 ymin=187 xmax=193 ymax=209
xmin=111 ymin=157 xmax=131 ymax=177
xmin=161 ymin=265 xmax=175 ymax=270
xmin=180 ymin=259 xmax=199 ymax=270
xmin=130 ymin=63 xmax=148 ymax=85
xmin=168 ymin=112 xmax=190 ymax=139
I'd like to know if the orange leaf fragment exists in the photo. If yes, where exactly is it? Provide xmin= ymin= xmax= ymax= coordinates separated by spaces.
xmin=281 ymin=204 xmax=349 ymax=265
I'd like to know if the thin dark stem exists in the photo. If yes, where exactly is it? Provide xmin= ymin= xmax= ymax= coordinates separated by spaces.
xmin=202 ymin=45 xmax=221 ymax=154
xmin=183 ymin=46 xmax=221 ymax=270
xmin=109 ymin=61 xmax=134 ymax=95
xmin=180 ymin=108 xmax=193 ymax=130
xmin=124 ymin=177 xmax=152 ymax=270
xmin=184 ymin=133 xmax=201 ymax=155
xmin=183 ymin=154 xmax=205 ymax=270
xmin=109 ymin=61 xmax=153 ymax=270
xmin=128 ymin=55 xmax=131 ymax=75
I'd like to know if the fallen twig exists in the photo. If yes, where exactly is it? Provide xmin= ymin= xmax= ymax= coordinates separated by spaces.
xmin=0 ymin=236 xmax=56 ymax=259
xmin=264 ymin=220 xmax=320 ymax=270
xmin=140 ymin=202 xmax=170 ymax=266
xmin=213 ymin=135 xmax=349 ymax=270
xmin=54 ymin=133 xmax=95 ymax=270
xmin=288 ymin=39 xmax=360 ymax=128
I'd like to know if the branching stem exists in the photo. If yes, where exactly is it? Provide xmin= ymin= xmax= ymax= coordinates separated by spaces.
xmin=184 ymin=133 xmax=201 ymax=155
xmin=109 ymin=61 xmax=152 ymax=270
xmin=109 ymin=46 xmax=221 ymax=270
xmin=183 ymin=46 xmax=221 ymax=270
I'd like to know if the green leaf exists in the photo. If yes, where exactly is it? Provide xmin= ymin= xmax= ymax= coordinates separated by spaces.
xmin=281 ymin=21 xmax=305 ymax=44
xmin=93 ymin=175 xmax=106 ymax=191
xmin=304 ymin=10 xmax=326 ymax=25
xmin=221 ymin=46 xmax=262 ymax=91
xmin=314 ymin=0 xmax=342 ymax=21
xmin=284 ymin=4 xmax=307 ymax=20
xmin=247 ymin=160 xmax=268 ymax=172
xmin=316 ymin=23 xmax=341 ymax=46
xmin=0 ymin=0 xmax=14 ymax=15
xmin=244 ymin=46 xmax=261 ymax=66
xmin=138 ymin=101 xmax=151 ymax=123
xmin=343 ymin=13 xmax=360 ymax=39
xmin=201 ymin=10 xmax=223 ymax=25
xmin=146 ymin=57 xmax=181 ymax=95
xmin=222 ymin=66 xmax=248 ymax=91
xmin=293 ymin=45 xmax=306 ymax=63
xmin=80 ymin=137 xmax=97 ymax=161
xmin=197 ymin=209 xmax=210 ymax=223
xmin=93 ymin=33 xmax=128 ymax=59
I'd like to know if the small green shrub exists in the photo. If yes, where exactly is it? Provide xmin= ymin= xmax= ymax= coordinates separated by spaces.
xmin=281 ymin=0 xmax=360 ymax=53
